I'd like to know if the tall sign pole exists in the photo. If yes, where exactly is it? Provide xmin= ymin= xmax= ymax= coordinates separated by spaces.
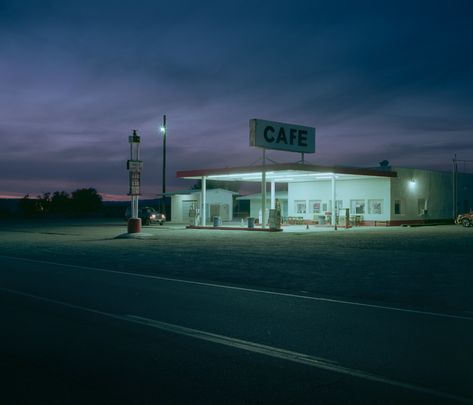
xmin=127 ymin=130 xmax=143 ymax=233
xmin=249 ymin=119 xmax=316 ymax=229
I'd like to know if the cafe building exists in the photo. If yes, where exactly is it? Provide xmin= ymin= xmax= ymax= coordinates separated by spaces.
xmin=175 ymin=120 xmax=473 ymax=227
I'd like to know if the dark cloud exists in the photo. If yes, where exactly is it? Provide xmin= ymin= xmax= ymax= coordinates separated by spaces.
xmin=1 ymin=0 xmax=473 ymax=197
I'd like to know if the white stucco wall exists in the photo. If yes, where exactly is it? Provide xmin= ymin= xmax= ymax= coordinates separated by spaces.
xmin=249 ymin=198 xmax=288 ymax=218
xmin=285 ymin=169 xmax=473 ymax=223
xmin=171 ymin=194 xmax=198 ymax=222
xmin=288 ymin=177 xmax=391 ymax=221
xmin=236 ymin=192 xmax=288 ymax=219
xmin=171 ymin=189 xmax=235 ymax=222
xmin=192 ymin=189 xmax=235 ymax=221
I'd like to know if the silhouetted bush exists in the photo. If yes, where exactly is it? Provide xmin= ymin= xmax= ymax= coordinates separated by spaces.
xmin=71 ymin=188 xmax=103 ymax=215
xmin=17 ymin=188 xmax=103 ymax=218
xmin=50 ymin=191 xmax=72 ymax=215
xmin=18 ymin=194 xmax=46 ymax=218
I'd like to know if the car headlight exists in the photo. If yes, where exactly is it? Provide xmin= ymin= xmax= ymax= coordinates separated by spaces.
xmin=150 ymin=214 xmax=156 ymax=219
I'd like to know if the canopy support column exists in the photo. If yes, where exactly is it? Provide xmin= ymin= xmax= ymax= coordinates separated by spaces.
xmin=201 ymin=176 xmax=207 ymax=226
xmin=331 ymin=175 xmax=337 ymax=228
xmin=270 ymin=181 xmax=276 ymax=209
xmin=261 ymin=149 xmax=267 ymax=229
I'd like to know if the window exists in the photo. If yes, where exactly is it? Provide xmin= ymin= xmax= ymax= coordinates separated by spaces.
xmin=309 ymin=200 xmax=321 ymax=214
xmin=394 ymin=200 xmax=402 ymax=215
xmin=368 ymin=199 xmax=383 ymax=214
xmin=350 ymin=199 xmax=365 ymax=214
xmin=324 ymin=200 xmax=341 ymax=213
xmin=295 ymin=200 xmax=306 ymax=214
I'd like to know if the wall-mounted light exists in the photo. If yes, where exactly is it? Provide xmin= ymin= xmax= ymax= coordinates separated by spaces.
xmin=409 ymin=179 xmax=416 ymax=187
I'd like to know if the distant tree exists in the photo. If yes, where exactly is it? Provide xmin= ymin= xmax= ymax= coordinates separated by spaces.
xmin=50 ymin=191 xmax=71 ymax=215
xmin=18 ymin=194 xmax=45 ymax=217
xmin=379 ymin=160 xmax=390 ymax=168
xmin=37 ymin=192 xmax=51 ymax=214
xmin=71 ymin=188 xmax=103 ymax=215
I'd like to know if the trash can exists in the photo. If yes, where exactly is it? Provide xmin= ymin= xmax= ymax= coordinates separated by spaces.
xmin=213 ymin=216 xmax=221 ymax=227
xmin=247 ymin=217 xmax=255 ymax=228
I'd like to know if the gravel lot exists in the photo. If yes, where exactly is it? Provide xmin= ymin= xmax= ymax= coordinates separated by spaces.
xmin=1 ymin=219 xmax=472 ymax=315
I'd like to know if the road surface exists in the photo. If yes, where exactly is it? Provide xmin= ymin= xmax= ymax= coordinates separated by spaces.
xmin=1 ymin=255 xmax=472 ymax=404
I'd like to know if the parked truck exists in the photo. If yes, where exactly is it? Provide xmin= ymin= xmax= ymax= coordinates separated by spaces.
xmin=455 ymin=212 xmax=473 ymax=227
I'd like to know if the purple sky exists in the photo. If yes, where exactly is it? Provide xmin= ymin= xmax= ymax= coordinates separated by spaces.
xmin=1 ymin=0 xmax=472 ymax=199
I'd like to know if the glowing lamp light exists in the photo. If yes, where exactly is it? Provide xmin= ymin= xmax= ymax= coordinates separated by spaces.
xmin=160 ymin=126 xmax=166 ymax=133
xmin=409 ymin=179 xmax=416 ymax=187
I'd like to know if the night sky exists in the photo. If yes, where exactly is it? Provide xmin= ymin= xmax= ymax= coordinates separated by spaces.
xmin=1 ymin=0 xmax=472 ymax=199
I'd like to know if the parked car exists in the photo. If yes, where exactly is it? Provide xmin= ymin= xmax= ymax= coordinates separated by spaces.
xmin=125 ymin=206 xmax=166 ymax=225
xmin=455 ymin=212 xmax=473 ymax=227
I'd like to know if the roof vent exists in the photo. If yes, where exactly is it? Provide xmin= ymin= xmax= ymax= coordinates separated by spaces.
xmin=379 ymin=160 xmax=390 ymax=169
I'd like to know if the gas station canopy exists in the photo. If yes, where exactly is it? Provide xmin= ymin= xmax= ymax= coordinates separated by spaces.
xmin=177 ymin=163 xmax=397 ymax=182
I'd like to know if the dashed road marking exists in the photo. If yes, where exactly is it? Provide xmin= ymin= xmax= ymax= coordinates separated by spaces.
xmin=1 ymin=286 xmax=471 ymax=404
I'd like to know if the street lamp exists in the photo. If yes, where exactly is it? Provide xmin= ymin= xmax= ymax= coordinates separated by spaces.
xmin=160 ymin=115 xmax=167 ymax=214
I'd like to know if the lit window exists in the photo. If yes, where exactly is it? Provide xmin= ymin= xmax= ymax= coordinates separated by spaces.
xmin=309 ymin=200 xmax=321 ymax=214
xmin=350 ymin=199 xmax=365 ymax=214
xmin=295 ymin=200 xmax=307 ymax=214
xmin=368 ymin=199 xmax=383 ymax=214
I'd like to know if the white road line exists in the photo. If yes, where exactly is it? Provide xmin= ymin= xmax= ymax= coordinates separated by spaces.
xmin=1 ymin=254 xmax=472 ymax=322
xmin=0 ymin=286 xmax=471 ymax=404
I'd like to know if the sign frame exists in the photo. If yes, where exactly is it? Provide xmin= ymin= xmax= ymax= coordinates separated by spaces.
xmin=127 ymin=160 xmax=143 ymax=171
xmin=249 ymin=119 xmax=316 ymax=154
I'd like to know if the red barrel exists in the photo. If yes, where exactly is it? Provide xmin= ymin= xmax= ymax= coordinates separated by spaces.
xmin=127 ymin=218 xmax=142 ymax=233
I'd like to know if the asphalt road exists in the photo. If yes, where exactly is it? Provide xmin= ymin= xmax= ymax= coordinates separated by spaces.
xmin=1 ymin=255 xmax=472 ymax=404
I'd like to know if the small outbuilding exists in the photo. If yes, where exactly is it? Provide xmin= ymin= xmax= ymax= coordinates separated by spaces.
xmin=166 ymin=188 xmax=237 ymax=224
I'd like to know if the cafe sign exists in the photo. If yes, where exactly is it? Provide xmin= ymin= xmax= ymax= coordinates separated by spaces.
xmin=249 ymin=119 xmax=316 ymax=154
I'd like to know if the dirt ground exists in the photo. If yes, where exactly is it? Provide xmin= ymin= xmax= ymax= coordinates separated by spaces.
xmin=0 ymin=219 xmax=472 ymax=315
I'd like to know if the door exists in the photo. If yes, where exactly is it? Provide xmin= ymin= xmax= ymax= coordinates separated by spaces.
xmin=210 ymin=204 xmax=220 ymax=219
xmin=182 ymin=200 xmax=198 ymax=223
xmin=221 ymin=204 xmax=229 ymax=221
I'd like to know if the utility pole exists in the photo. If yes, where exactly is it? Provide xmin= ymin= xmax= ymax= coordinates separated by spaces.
xmin=453 ymin=154 xmax=458 ymax=219
xmin=160 ymin=115 xmax=167 ymax=215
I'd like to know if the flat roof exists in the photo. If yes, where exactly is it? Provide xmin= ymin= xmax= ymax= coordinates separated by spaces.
xmin=162 ymin=188 xmax=238 ymax=197
xmin=177 ymin=163 xmax=397 ymax=182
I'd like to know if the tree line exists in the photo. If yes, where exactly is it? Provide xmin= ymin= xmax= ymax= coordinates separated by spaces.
xmin=18 ymin=188 xmax=103 ymax=217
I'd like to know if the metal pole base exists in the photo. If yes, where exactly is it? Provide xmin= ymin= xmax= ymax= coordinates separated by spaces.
xmin=127 ymin=218 xmax=142 ymax=233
